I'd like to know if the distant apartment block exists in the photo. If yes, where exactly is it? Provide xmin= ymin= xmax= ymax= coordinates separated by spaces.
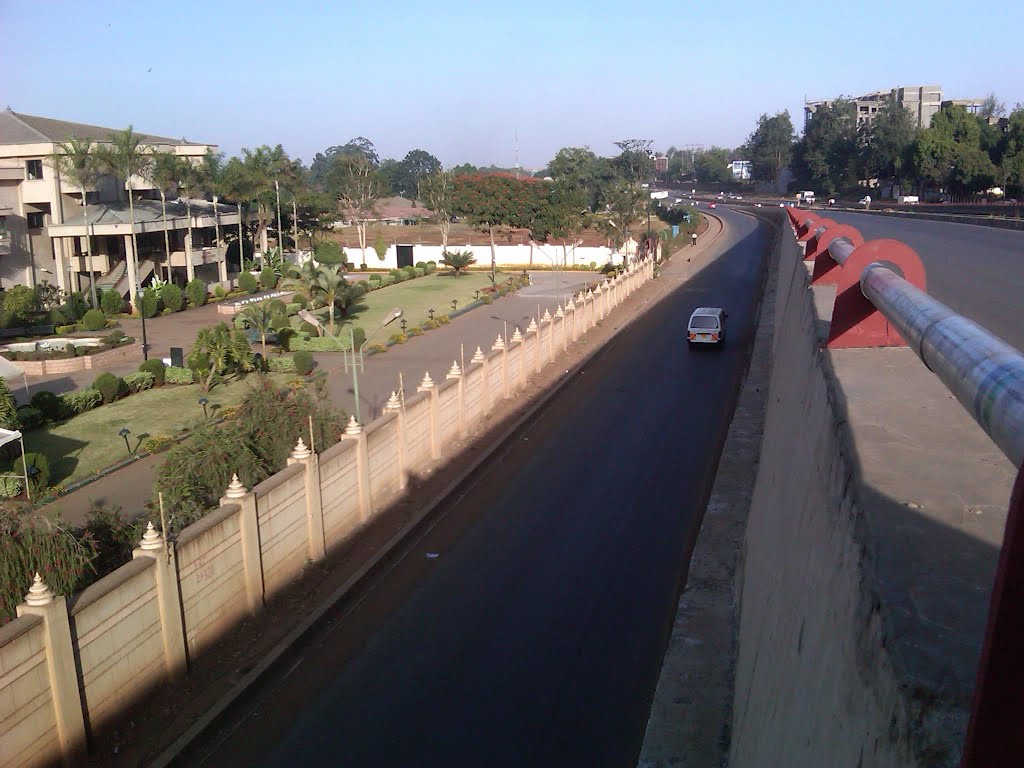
xmin=805 ymin=85 xmax=943 ymax=129
xmin=728 ymin=160 xmax=752 ymax=181
xmin=0 ymin=109 xmax=240 ymax=295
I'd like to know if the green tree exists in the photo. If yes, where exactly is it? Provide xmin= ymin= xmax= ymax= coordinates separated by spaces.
xmin=419 ymin=170 xmax=454 ymax=250
xmin=326 ymin=154 xmax=387 ymax=268
xmin=373 ymin=230 xmax=388 ymax=262
xmin=997 ymin=107 xmax=1024 ymax=195
xmin=221 ymin=156 xmax=258 ymax=272
xmin=49 ymin=136 xmax=101 ymax=308
xmin=284 ymin=262 xmax=352 ymax=333
xmin=450 ymin=174 xmax=543 ymax=283
xmin=862 ymin=93 xmax=918 ymax=192
xmin=600 ymin=182 xmax=647 ymax=248
xmin=293 ymin=187 xmax=337 ymax=252
xmin=201 ymin=149 xmax=228 ymax=252
xmin=910 ymin=105 xmax=997 ymax=194
xmin=94 ymin=126 xmax=153 ymax=312
xmin=743 ymin=111 xmax=796 ymax=183
xmin=543 ymin=147 xmax=619 ymax=212
xmin=392 ymin=149 xmax=442 ymax=200
xmin=440 ymin=250 xmax=476 ymax=277
xmin=309 ymin=137 xmax=379 ymax=187
xmin=794 ymin=100 xmax=859 ymax=195
xmin=694 ymin=147 xmax=733 ymax=184
xmin=190 ymin=323 xmax=256 ymax=392
xmin=612 ymin=139 xmax=654 ymax=184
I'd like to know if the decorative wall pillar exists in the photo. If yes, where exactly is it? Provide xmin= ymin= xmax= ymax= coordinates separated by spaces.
xmin=132 ymin=522 xmax=188 ymax=680
xmin=286 ymin=438 xmax=326 ymax=562
xmin=417 ymin=372 xmax=441 ymax=459
xmin=220 ymin=474 xmax=264 ymax=614
xmin=341 ymin=416 xmax=372 ymax=523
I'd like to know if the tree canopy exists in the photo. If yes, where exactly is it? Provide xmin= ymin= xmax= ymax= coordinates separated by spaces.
xmin=743 ymin=111 xmax=796 ymax=183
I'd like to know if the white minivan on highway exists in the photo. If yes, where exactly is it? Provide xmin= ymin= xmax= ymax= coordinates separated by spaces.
xmin=687 ymin=307 xmax=726 ymax=346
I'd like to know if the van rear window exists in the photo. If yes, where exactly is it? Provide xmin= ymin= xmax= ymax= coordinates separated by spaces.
xmin=690 ymin=316 xmax=719 ymax=329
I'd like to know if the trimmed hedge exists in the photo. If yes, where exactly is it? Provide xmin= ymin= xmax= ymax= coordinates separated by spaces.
xmin=186 ymin=279 xmax=207 ymax=307
xmin=259 ymin=267 xmax=278 ymax=290
xmin=161 ymin=283 xmax=184 ymax=312
xmin=293 ymin=350 xmax=314 ymax=375
xmin=30 ymin=391 xmax=63 ymax=422
xmin=100 ymin=289 xmax=124 ymax=316
xmin=164 ymin=366 xmax=195 ymax=385
xmin=238 ymin=272 xmax=258 ymax=294
xmin=92 ymin=372 xmax=123 ymax=404
xmin=16 ymin=406 xmax=44 ymax=431
xmin=61 ymin=388 xmax=102 ymax=416
xmin=138 ymin=359 xmax=166 ymax=386
xmin=124 ymin=371 xmax=155 ymax=394
xmin=82 ymin=309 xmax=106 ymax=331
xmin=140 ymin=288 xmax=159 ymax=319
xmin=267 ymin=355 xmax=297 ymax=373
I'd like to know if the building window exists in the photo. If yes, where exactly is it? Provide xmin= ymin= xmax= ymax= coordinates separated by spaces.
xmin=27 ymin=212 xmax=46 ymax=229
xmin=26 ymin=159 xmax=43 ymax=180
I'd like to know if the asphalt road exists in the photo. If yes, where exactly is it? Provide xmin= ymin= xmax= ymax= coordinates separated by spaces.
xmin=176 ymin=208 xmax=769 ymax=768
xmin=811 ymin=210 xmax=1024 ymax=352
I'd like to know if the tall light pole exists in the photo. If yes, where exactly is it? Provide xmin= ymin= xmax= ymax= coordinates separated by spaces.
xmin=275 ymin=179 xmax=284 ymax=263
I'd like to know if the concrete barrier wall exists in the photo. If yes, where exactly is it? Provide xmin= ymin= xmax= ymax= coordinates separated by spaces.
xmin=0 ymin=259 xmax=656 ymax=767
xmin=729 ymin=225 xmax=918 ymax=766
xmin=0 ymin=616 xmax=57 ymax=768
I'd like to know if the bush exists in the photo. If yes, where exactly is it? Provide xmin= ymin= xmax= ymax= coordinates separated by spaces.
xmin=101 ymin=329 xmax=126 ymax=345
xmin=138 ymin=359 xmax=166 ymax=387
xmin=30 ymin=391 xmax=63 ymax=422
xmin=298 ymin=321 xmax=318 ymax=336
xmin=276 ymin=327 xmax=295 ymax=352
xmin=436 ymin=313 xmax=451 ymax=325
xmin=92 ymin=372 xmax=122 ymax=404
xmin=379 ymin=274 xmax=395 ymax=287
xmin=285 ymin=302 xmax=302 ymax=315
xmin=425 ymin=261 xmax=437 ymax=274
xmin=406 ymin=326 xmax=424 ymax=337
xmin=81 ymin=308 xmax=106 ymax=331
xmin=389 ymin=332 xmax=407 ymax=345
xmin=314 ymin=240 xmax=344 ymax=265
xmin=99 ymin=289 xmax=122 ymax=316
xmin=0 ymin=476 xmax=22 ymax=499
xmin=270 ymin=313 xmax=291 ymax=332
xmin=368 ymin=273 xmax=382 ymax=282
xmin=481 ymin=293 xmax=494 ymax=304
xmin=267 ymin=355 xmax=297 ymax=373
xmin=293 ymin=350 xmax=314 ymax=375
xmin=0 ymin=310 xmax=22 ymax=329
xmin=139 ymin=287 xmax=159 ymax=319
xmin=0 ymin=380 xmax=16 ymax=431
xmin=267 ymin=299 xmax=287 ymax=316
xmin=186 ymin=278 xmax=207 ymax=307
xmin=350 ymin=282 xmax=368 ymax=298
xmin=161 ymin=283 xmax=184 ymax=312
xmin=4 ymin=285 xmax=38 ymax=316
xmin=213 ymin=284 xmax=227 ymax=300
xmin=289 ymin=334 xmax=343 ymax=352
xmin=259 ymin=267 xmax=278 ymax=290
xmin=368 ymin=343 xmax=387 ymax=354
xmin=388 ymin=268 xmax=404 ymax=282
xmin=60 ymin=388 xmax=102 ymax=416
xmin=415 ymin=261 xmax=427 ymax=270
xmin=17 ymin=452 xmax=50 ymax=494
xmin=16 ymin=406 xmax=44 ymax=431
xmin=413 ymin=267 xmax=425 ymax=278
xmin=237 ymin=271 xmax=258 ymax=294
xmin=401 ymin=266 xmax=416 ymax=279
xmin=49 ymin=306 xmax=70 ymax=326
xmin=143 ymin=434 xmax=176 ymax=453
xmin=124 ymin=371 xmax=155 ymax=394
xmin=55 ymin=324 xmax=79 ymax=334
xmin=164 ymin=366 xmax=194 ymax=385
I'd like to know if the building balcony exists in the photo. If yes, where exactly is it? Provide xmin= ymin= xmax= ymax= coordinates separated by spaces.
xmin=168 ymin=245 xmax=226 ymax=267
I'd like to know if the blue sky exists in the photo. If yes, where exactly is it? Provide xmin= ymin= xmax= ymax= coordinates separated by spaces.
xmin=5 ymin=0 xmax=1022 ymax=169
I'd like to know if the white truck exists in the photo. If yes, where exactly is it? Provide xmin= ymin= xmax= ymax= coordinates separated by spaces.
xmin=796 ymin=190 xmax=816 ymax=205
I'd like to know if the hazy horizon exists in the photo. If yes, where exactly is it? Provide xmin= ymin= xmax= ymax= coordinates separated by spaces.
xmin=5 ymin=0 xmax=1022 ymax=168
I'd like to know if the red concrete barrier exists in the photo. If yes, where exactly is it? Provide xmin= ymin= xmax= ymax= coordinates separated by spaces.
xmin=809 ymin=225 xmax=864 ymax=281
xmin=826 ymin=239 xmax=926 ymax=348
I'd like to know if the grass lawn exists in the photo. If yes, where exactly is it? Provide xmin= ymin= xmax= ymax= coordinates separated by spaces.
xmin=22 ymin=373 xmax=293 ymax=486
xmin=313 ymin=271 xmax=510 ymax=347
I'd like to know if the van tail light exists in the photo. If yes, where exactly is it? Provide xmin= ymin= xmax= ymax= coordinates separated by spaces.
xmin=688 ymin=333 xmax=696 ymax=340
xmin=710 ymin=333 xmax=719 ymax=341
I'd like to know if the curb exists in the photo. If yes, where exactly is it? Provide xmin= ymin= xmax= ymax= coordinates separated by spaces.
xmin=147 ymin=240 xmax=726 ymax=766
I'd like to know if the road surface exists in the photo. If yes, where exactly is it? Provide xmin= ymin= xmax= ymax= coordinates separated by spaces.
xmin=176 ymin=208 xmax=770 ymax=767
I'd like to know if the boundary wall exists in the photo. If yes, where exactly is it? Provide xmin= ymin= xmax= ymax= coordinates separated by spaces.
xmin=0 ymin=258 xmax=654 ymax=768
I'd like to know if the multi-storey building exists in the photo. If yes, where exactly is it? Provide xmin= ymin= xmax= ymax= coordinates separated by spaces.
xmin=0 ymin=108 xmax=240 ymax=299
xmin=805 ymin=85 xmax=943 ymax=129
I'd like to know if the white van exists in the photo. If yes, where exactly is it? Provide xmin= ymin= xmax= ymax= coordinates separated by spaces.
xmin=687 ymin=307 xmax=726 ymax=346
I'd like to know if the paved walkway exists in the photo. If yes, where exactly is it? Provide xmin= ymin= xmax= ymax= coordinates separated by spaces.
xmin=31 ymin=272 xmax=604 ymax=525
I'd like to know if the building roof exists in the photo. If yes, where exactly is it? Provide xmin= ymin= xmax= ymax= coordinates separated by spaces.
xmin=0 ymin=108 xmax=209 ymax=147
xmin=374 ymin=195 xmax=433 ymax=221
xmin=54 ymin=198 xmax=238 ymax=230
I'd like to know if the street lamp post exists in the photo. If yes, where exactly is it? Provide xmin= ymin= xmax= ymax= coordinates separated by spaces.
xmin=275 ymin=180 xmax=284 ymax=264
xmin=198 ymin=396 xmax=209 ymax=419
xmin=298 ymin=307 xmax=402 ymax=423
xmin=118 ymin=427 xmax=132 ymax=456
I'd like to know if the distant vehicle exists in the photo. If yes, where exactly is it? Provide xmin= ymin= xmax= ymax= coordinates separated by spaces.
xmin=796 ymin=190 xmax=816 ymax=205
xmin=754 ymin=202 xmax=762 ymax=207
xmin=897 ymin=195 xmax=919 ymax=204
xmin=735 ymin=195 xmax=743 ymax=200
xmin=708 ymin=202 xmax=717 ymax=209
xmin=687 ymin=307 xmax=727 ymax=346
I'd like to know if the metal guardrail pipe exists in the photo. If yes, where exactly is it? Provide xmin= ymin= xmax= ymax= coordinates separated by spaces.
xmin=827 ymin=236 xmax=856 ymax=266
xmin=860 ymin=262 xmax=1024 ymax=468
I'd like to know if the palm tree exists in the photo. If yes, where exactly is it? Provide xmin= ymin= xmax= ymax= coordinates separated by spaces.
xmin=440 ymin=249 xmax=476 ymax=277
xmin=192 ymin=323 xmax=256 ymax=392
xmin=284 ymin=262 xmax=350 ymax=333
xmin=176 ymin=159 xmax=201 ymax=283
xmin=49 ymin=136 xmax=100 ymax=308
xmin=94 ymin=127 xmax=153 ymax=312
xmin=201 ymin=150 xmax=227 ymax=251
xmin=222 ymin=156 xmax=257 ymax=273
xmin=238 ymin=301 xmax=276 ymax=357
xmin=148 ymin=151 xmax=180 ymax=282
